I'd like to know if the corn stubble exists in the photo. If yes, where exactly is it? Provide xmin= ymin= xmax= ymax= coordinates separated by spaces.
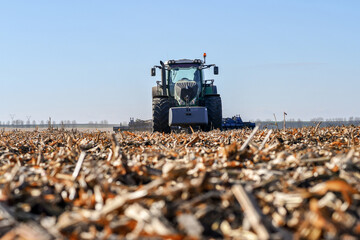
xmin=0 ymin=126 xmax=359 ymax=239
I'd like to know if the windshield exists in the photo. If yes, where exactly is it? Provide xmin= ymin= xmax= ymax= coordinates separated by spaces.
xmin=169 ymin=67 xmax=200 ymax=83
xmin=168 ymin=67 xmax=201 ymax=95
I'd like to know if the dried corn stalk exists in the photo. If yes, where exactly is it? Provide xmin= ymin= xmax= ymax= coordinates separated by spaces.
xmin=0 ymin=126 xmax=359 ymax=239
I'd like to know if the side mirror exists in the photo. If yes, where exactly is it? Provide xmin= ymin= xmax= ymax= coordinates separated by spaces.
xmin=214 ymin=66 xmax=219 ymax=75
xmin=151 ymin=68 xmax=156 ymax=76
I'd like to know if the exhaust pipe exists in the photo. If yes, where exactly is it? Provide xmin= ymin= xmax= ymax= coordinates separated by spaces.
xmin=160 ymin=61 xmax=167 ymax=95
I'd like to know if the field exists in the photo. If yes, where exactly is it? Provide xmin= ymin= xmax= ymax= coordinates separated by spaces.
xmin=0 ymin=127 xmax=359 ymax=239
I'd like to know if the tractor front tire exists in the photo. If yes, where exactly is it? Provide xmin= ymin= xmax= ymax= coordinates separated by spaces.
xmin=205 ymin=95 xmax=222 ymax=131
xmin=152 ymin=97 xmax=171 ymax=133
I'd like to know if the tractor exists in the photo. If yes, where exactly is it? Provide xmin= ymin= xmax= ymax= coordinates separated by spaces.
xmin=151 ymin=53 xmax=222 ymax=133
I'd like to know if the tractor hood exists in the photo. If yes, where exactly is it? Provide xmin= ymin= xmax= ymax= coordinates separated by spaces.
xmin=174 ymin=80 xmax=199 ymax=105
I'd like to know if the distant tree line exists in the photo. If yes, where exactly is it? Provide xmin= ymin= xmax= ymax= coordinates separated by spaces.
xmin=0 ymin=118 xmax=110 ymax=128
xmin=87 ymin=120 xmax=109 ymax=125
xmin=0 ymin=119 xmax=78 ymax=128
xmin=253 ymin=116 xmax=360 ymax=129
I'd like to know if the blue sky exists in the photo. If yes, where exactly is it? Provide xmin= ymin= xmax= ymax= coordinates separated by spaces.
xmin=1 ymin=1 xmax=359 ymax=123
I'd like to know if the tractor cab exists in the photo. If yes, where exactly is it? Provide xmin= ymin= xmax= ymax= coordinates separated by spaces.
xmin=166 ymin=60 xmax=202 ymax=106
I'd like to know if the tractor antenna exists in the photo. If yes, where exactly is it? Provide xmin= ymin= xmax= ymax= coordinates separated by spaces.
xmin=203 ymin=53 xmax=207 ymax=64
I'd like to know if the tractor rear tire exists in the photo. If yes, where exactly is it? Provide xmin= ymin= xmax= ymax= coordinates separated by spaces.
xmin=152 ymin=97 xmax=171 ymax=133
xmin=205 ymin=95 xmax=222 ymax=131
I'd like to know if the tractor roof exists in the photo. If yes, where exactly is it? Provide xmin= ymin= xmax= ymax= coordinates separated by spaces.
xmin=165 ymin=59 xmax=203 ymax=65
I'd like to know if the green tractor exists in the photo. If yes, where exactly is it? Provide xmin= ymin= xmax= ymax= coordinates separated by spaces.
xmin=151 ymin=53 xmax=222 ymax=133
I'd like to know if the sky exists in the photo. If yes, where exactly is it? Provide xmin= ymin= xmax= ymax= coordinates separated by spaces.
xmin=1 ymin=0 xmax=359 ymax=124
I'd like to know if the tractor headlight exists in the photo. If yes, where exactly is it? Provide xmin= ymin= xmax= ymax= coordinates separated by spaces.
xmin=177 ymin=98 xmax=185 ymax=105
xmin=176 ymin=97 xmax=196 ymax=106
xmin=190 ymin=97 xmax=197 ymax=105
